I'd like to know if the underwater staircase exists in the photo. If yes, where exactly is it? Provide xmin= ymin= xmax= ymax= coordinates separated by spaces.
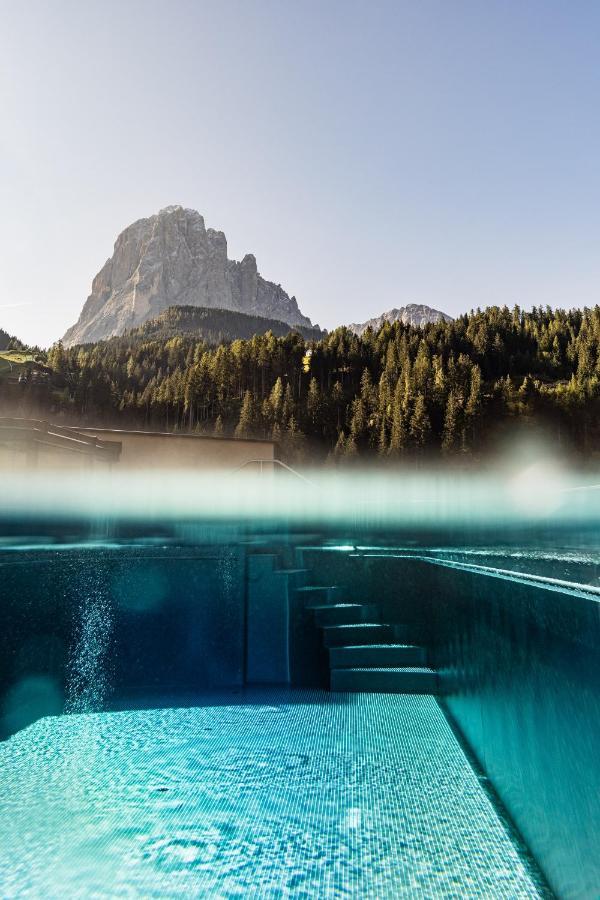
xmin=303 ymin=587 xmax=438 ymax=693
xmin=245 ymin=545 xmax=438 ymax=694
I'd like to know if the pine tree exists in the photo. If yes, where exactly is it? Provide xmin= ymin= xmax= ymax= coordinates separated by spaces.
xmin=409 ymin=394 xmax=431 ymax=448
xmin=349 ymin=397 xmax=367 ymax=445
xmin=360 ymin=368 xmax=375 ymax=411
xmin=47 ymin=341 xmax=67 ymax=375
xmin=282 ymin=382 xmax=294 ymax=422
xmin=235 ymin=390 xmax=255 ymax=438
xmin=502 ymin=375 xmax=516 ymax=408
xmin=432 ymin=356 xmax=446 ymax=405
xmin=332 ymin=429 xmax=347 ymax=461
xmin=306 ymin=377 xmax=322 ymax=431
xmin=465 ymin=364 xmax=482 ymax=418
xmin=412 ymin=343 xmax=431 ymax=393
xmin=330 ymin=381 xmax=344 ymax=430
xmin=376 ymin=372 xmax=391 ymax=454
xmin=283 ymin=415 xmax=306 ymax=464
xmin=344 ymin=434 xmax=359 ymax=460
xmin=389 ymin=377 xmax=407 ymax=455
xmin=268 ymin=376 xmax=284 ymax=425
xmin=378 ymin=419 xmax=388 ymax=456
xmin=441 ymin=391 xmax=459 ymax=453
xmin=518 ymin=375 xmax=537 ymax=413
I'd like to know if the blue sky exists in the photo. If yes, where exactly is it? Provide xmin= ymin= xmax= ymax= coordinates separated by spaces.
xmin=1 ymin=0 xmax=599 ymax=346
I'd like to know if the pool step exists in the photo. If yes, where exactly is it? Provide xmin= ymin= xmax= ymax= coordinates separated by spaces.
xmin=301 ymin=581 xmax=438 ymax=694
xmin=296 ymin=585 xmax=341 ymax=593
xmin=329 ymin=643 xmax=427 ymax=668
xmin=331 ymin=667 xmax=438 ymax=693
xmin=322 ymin=623 xmax=393 ymax=647
xmin=277 ymin=568 xmax=309 ymax=575
xmin=307 ymin=603 xmax=379 ymax=627
xmin=296 ymin=585 xmax=342 ymax=604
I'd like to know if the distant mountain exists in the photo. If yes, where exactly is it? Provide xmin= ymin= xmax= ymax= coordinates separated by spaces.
xmin=123 ymin=305 xmax=324 ymax=345
xmin=63 ymin=205 xmax=317 ymax=346
xmin=348 ymin=304 xmax=452 ymax=336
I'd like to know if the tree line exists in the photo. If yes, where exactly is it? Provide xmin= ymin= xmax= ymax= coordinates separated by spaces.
xmin=11 ymin=304 xmax=600 ymax=463
xmin=0 ymin=329 xmax=29 ymax=352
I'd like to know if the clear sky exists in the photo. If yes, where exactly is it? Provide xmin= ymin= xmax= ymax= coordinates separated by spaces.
xmin=1 ymin=0 xmax=599 ymax=347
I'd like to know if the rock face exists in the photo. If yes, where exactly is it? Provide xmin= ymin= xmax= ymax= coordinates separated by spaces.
xmin=63 ymin=206 xmax=315 ymax=346
xmin=348 ymin=304 xmax=452 ymax=336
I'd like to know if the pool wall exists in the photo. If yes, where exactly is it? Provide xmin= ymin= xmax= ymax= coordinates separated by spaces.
xmin=0 ymin=549 xmax=247 ymax=738
xmin=427 ymin=562 xmax=600 ymax=900
xmin=0 ymin=543 xmax=328 ymax=742
xmin=245 ymin=553 xmax=327 ymax=685
xmin=303 ymin=548 xmax=600 ymax=900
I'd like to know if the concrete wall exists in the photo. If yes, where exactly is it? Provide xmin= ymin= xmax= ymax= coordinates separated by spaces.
xmin=0 ymin=420 xmax=121 ymax=471
xmin=78 ymin=428 xmax=276 ymax=471
xmin=0 ymin=444 xmax=114 ymax=471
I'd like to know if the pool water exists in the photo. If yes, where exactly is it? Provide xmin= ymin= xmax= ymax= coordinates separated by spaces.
xmin=0 ymin=690 xmax=545 ymax=898
xmin=1 ymin=477 xmax=598 ymax=899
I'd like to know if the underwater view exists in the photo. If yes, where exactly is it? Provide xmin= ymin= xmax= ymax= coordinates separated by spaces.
xmin=0 ymin=470 xmax=598 ymax=898
xmin=3 ymin=2 xmax=600 ymax=896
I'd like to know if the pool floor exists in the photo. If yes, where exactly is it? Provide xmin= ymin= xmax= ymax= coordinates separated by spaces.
xmin=0 ymin=691 xmax=545 ymax=898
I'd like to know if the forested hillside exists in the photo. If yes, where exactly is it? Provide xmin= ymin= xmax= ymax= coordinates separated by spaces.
xmin=0 ymin=328 xmax=27 ymax=351
xmin=128 ymin=305 xmax=323 ymax=343
xmin=7 ymin=305 xmax=600 ymax=463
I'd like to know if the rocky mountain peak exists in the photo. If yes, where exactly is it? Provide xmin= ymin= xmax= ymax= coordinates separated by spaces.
xmin=63 ymin=206 xmax=315 ymax=346
xmin=348 ymin=303 xmax=452 ymax=336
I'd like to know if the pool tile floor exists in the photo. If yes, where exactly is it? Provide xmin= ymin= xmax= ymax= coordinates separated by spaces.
xmin=0 ymin=691 xmax=546 ymax=898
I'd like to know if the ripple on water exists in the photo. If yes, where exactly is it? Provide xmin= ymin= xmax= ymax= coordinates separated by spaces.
xmin=0 ymin=695 xmax=546 ymax=899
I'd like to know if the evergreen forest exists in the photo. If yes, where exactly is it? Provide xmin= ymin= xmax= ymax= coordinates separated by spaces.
xmin=5 ymin=305 xmax=600 ymax=464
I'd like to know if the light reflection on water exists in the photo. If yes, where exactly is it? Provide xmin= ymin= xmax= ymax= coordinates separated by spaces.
xmin=0 ymin=694 xmax=546 ymax=898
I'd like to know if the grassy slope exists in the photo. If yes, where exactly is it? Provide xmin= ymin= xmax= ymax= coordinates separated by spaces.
xmin=0 ymin=350 xmax=38 ymax=375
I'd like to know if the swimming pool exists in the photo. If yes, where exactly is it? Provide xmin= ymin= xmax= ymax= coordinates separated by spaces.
xmin=0 ymin=472 xmax=598 ymax=897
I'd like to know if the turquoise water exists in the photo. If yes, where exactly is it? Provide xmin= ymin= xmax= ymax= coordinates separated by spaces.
xmin=0 ymin=691 xmax=545 ymax=898
xmin=0 ymin=490 xmax=598 ymax=897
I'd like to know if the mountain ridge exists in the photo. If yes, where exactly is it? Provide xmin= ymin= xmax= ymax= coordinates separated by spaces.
xmin=348 ymin=304 xmax=452 ymax=336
